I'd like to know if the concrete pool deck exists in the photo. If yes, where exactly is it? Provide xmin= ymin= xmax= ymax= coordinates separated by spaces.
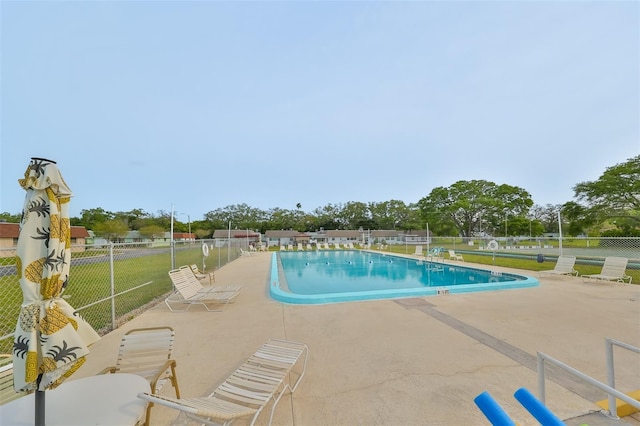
xmin=74 ymin=251 xmax=640 ymax=425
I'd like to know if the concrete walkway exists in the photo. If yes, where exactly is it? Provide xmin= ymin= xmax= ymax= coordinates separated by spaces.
xmin=75 ymin=252 xmax=640 ymax=425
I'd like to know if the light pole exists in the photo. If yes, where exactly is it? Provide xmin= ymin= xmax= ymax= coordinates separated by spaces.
xmin=170 ymin=203 xmax=175 ymax=270
xmin=558 ymin=210 xmax=563 ymax=256
xmin=504 ymin=211 xmax=508 ymax=242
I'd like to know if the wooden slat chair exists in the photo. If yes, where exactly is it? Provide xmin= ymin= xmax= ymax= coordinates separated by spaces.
xmin=188 ymin=264 xmax=215 ymax=285
xmin=100 ymin=327 xmax=181 ymax=425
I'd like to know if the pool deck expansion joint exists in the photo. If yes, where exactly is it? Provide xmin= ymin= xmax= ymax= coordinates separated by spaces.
xmin=395 ymin=297 xmax=604 ymax=402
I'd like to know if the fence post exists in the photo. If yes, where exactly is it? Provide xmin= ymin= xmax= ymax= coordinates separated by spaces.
xmin=109 ymin=242 xmax=116 ymax=330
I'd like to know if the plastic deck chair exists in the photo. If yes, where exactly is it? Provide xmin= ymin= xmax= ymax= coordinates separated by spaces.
xmin=448 ymin=250 xmax=464 ymax=261
xmin=539 ymin=255 xmax=578 ymax=277
xmin=582 ymin=257 xmax=632 ymax=284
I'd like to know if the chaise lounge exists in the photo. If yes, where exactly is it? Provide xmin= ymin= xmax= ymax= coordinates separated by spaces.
xmin=138 ymin=339 xmax=308 ymax=426
xmin=539 ymin=255 xmax=578 ymax=277
xmin=166 ymin=267 xmax=242 ymax=312
xmin=582 ymin=256 xmax=632 ymax=284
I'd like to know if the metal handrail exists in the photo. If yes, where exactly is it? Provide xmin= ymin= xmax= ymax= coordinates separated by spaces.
xmin=605 ymin=338 xmax=640 ymax=418
xmin=537 ymin=341 xmax=640 ymax=419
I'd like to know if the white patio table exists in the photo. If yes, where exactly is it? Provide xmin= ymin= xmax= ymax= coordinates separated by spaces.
xmin=0 ymin=373 xmax=148 ymax=425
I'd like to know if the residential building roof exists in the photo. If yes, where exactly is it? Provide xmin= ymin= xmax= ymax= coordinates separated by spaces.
xmin=325 ymin=230 xmax=361 ymax=238
xmin=264 ymin=230 xmax=300 ymax=238
xmin=0 ymin=222 xmax=90 ymax=238
xmin=212 ymin=229 xmax=260 ymax=238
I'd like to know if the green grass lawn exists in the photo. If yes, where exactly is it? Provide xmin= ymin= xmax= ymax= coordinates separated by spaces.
xmin=2 ymin=244 xmax=636 ymax=353
xmin=0 ymin=245 xmax=232 ymax=353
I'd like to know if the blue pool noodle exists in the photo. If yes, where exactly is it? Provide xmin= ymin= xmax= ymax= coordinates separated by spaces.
xmin=473 ymin=391 xmax=516 ymax=425
xmin=513 ymin=387 xmax=564 ymax=425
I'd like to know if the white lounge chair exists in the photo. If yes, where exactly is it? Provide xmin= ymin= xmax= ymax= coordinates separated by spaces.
xmin=448 ymin=250 xmax=464 ymax=261
xmin=413 ymin=246 xmax=423 ymax=257
xmin=334 ymin=243 xmax=342 ymax=250
xmin=582 ymin=257 xmax=632 ymax=284
xmin=166 ymin=268 xmax=241 ymax=312
xmin=240 ymin=248 xmax=254 ymax=257
xmin=287 ymin=244 xmax=294 ymax=251
xmin=100 ymin=327 xmax=181 ymax=426
xmin=1 ymin=354 xmax=25 ymax=405
xmin=539 ymin=255 xmax=578 ymax=277
xmin=297 ymin=243 xmax=304 ymax=251
xmin=324 ymin=243 xmax=330 ymax=250
xmin=138 ymin=339 xmax=308 ymax=426
xmin=178 ymin=266 xmax=240 ymax=293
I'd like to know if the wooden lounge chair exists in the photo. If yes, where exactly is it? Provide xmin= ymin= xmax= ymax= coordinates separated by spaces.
xmin=539 ymin=255 xmax=578 ymax=277
xmin=582 ymin=257 xmax=632 ymax=284
xmin=138 ymin=339 xmax=308 ymax=426
xmin=166 ymin=268 xmax=241 ymax=312
xmin=448 ymin=250 xmax=464 ymax=261
xmin=189 ymin=263 xmax=215 ymax=284
xmin=100 ymin=327 xmax=181 ymax=426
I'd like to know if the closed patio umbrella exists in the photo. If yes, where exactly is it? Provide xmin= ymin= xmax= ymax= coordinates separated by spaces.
xmin=13 ymin=158 xmax=100 ymax=425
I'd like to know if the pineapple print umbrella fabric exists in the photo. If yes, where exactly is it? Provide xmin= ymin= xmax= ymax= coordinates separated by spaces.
xmin=13 ymin=158 xmax=100 ymax=392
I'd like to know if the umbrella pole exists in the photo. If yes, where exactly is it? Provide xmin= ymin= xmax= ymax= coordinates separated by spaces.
xmin=35 ymin=375 xmax=45 ymax=426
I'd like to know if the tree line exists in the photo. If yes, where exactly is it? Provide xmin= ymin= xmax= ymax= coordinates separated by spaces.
xmin=1 ymin=155 xmax=638 ymax=240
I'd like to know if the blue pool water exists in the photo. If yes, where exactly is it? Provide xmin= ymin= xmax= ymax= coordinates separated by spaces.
xmin=270 ymin=250 xmax=538 ymax=304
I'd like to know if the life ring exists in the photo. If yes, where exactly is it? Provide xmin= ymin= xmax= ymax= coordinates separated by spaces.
xmin=202 ymin=243 xmax=209 ymax=257
xmin=487 ymin=240 xmax=499 ymax=251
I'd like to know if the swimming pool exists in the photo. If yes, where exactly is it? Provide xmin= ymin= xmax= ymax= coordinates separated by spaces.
xmin=270 ymin=250 xmax=539 ymax=304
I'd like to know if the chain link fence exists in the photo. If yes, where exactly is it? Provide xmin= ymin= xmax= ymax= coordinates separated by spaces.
xmin=0 ymin=238 xmax=250 ymax=353
xmin=377 ymin=236 xmax=640 ymax=272
xmin=1 ymin=236 xmax=637 ymax=353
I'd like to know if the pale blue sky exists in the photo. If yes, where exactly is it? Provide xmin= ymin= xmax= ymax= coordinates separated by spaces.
xmin=1 ymin=1 xmax=638 ymax=220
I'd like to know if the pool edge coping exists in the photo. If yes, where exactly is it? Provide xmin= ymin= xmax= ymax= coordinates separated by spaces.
xmin=269 ymin=251 xmax=540 ymax=305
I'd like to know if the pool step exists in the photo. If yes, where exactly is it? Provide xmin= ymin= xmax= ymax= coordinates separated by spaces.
xmin=595 ymin=389 xmax=640 ymax=418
